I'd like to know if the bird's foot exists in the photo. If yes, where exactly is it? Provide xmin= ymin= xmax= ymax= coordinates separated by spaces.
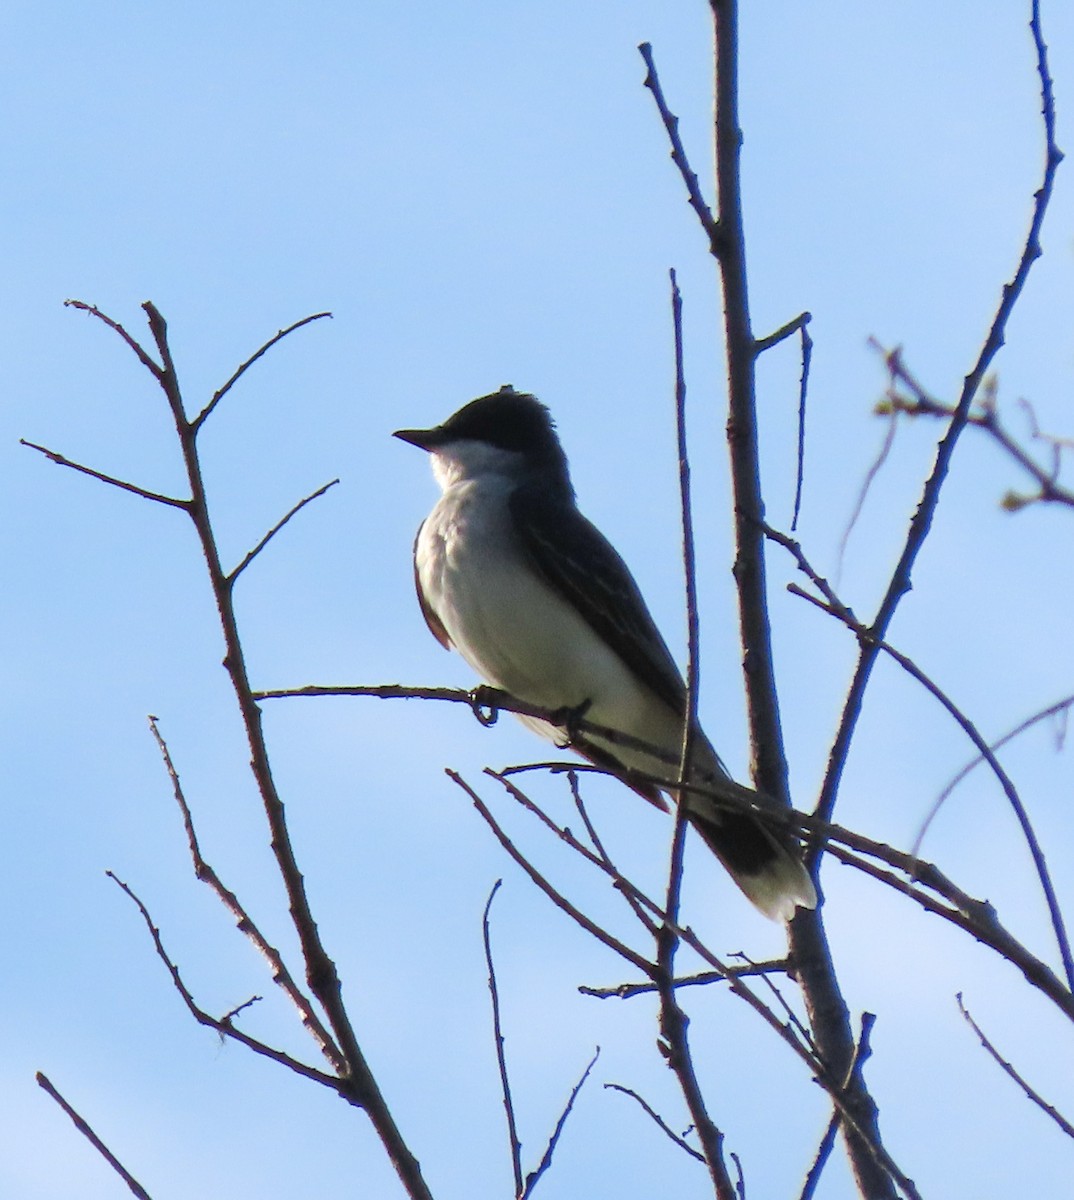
xmin=550 ymin=697 xmax=592 ymax=745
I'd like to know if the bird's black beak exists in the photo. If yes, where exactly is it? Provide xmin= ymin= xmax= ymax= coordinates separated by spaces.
xmin=393 ymin=425 xmax=446 ymax=452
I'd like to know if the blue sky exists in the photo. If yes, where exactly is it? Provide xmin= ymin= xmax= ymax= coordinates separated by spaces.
xmin=2 ymin=2 xmax=1074 ymax=1197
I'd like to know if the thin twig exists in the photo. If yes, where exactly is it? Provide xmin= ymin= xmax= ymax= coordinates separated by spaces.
xmin=914 ymin=693 xmax=1074 ymax=854
xmin=482 ymin=880 xmax=524 ymax=1197
xmin=838 ymin=380 xmax=898 ymax=579
xmin=753 ymin=310 xmax=814 ymax=533
xmin=450 ymin=771 xmax=655 ymax=976
xmin=228 ymin=478 xmax=340 ymax=583
xmin=754 ymin=310 xmax=811 ymax=354
xmin=147 ymin=716 xmax=345 ymax=1072
xmin=567 ymin=771 xmax=659 ymax=935
xmin=731 ymin=1151 xmax=746 ymax=1200
xmin=192 ymin=311 xmax=333 ymax=430
xmin=792 ymin=319 xmax=813 ymax=532
xmin=20 ymin=440 xmax=190 ymax=509
xmin=521 ymin=1048 xmax=600 ymax=1198
xmin=579 ymin=959 xmax=789 ymax=1001
xmin=255 ymin=681 xmax=686 ymax=780
xmin=731 ymin=951 xmax=817 ymax=1058
xmin=63 ymin=299 xmax=163 ymax=377
xmin=656 ymin=268 xmax=734 ymax=1198
xmin=604 ymin=1083 xmax=706 ymax=1163
xmin=957 ymin=993 xmax=1074 ymax=1139
xmin=638 ymin=43 xmax=722 ymax=251
xmin=36 ymin=1073 xmax=154 ymax=1200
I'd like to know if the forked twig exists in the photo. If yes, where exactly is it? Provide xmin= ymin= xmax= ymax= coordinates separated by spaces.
xmin=147 ymin=717 xmax=345 ymax=1073
xmin=798 ymin=1014 xmax=877 ymax=1200
xmin=107 ymin=871 xmax=339 ymax=1089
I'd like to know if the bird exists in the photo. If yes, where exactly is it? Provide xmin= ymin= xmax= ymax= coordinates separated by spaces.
xmin=394 ymin=386 xmax=816 ymax=921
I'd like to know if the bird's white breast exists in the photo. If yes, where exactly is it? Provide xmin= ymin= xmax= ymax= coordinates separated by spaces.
xmin=416 ymin=469 xmax=686 ymax=767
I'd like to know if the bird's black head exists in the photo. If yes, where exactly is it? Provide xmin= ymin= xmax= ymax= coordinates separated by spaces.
xmin=394 ymin=386 xmax=572 ymax=493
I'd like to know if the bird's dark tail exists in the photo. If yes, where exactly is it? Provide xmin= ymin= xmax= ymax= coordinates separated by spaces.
xmin=686 ymin=781 xmax=817 ymax=922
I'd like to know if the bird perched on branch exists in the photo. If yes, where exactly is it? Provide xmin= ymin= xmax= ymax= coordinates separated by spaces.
xmin=394 ymin=386 xmax=816 ymax=921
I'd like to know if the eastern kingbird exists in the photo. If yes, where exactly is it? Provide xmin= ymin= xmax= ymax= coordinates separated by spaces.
xmin=394 ymin=386 xmax=816 ymax=921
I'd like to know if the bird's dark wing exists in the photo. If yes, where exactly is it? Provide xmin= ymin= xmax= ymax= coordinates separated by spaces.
xmin=413 ymin=521 xmax=452 ymax=650
xmin=509 ymin=484 xmax=687 ymax=716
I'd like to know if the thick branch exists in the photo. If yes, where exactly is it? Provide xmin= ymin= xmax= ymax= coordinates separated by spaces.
xmin=706 ymin=3 xmax=899 ymax=1195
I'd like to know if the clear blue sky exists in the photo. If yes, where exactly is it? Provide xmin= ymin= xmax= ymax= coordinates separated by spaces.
xmin=2 ymin=3 xmax=1073 ymax=1197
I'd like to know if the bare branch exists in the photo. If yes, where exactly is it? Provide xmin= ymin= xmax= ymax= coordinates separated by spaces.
xmin=228 ymin=478 xmax=340 ymax=584
xmin=695 ymin=0 xmax=899 ymax=1191
xmin=63 ymin=299 xmax=163 ymax=378
xmin=255 ymin=680 xmax=690 ymax=781
xmin=785 ymin=562 xmax=1074 ymax=992
xmin=36 ymin=1072 xmax=154 ymax=1200
xmin=449 ymin=770 xmax=655 ymax=976
xmin=816 ymin=0 xmax=1064 ymax=832
xmin=915 ymin=693 xmax=1074 ymax=852
xmin=471 ymin=770 xmax=921 ymax=1192
xmin=192 ymin=311 xmax=333 ymax=431
xmin=604 ymin=1082 xmax=705 ymax=1163
xmin=147 ymin=717 xmax=345 ymax=1073
xmin=654 ymin=269 xmax=734 ymax=1198
xmin=567 ymin=771 xmax=659 ymax=936
xmin=61 ymin=304 xmax=434 ymax=1199
xmin=638 ymin=43 xmax=721 ymax=251
xmin=820 ymin=841 xmax=1074 ymax=1022
xmin=579 ymin=960 xmax=789 ymax=1001
xmin=798 ymin=1014 xmax=877 ymax=1200
xmin=957 ymin=993 xmax=1074 ymax=1140
xmin=521 ymin=1048 xmax=600 ymax=1198
xmin=730 ymin=951 xmax=817 ymax=1058
xmin=877 ymin=359 xmax=1074 ymax=510
xmin=792 ymin=319 xmax=813 ymax=532
xmin=754 ymin=310 xmax=811 ymax=354
xmin=19 ymin=439 xmax=190 ymax=509
xmin=482 ymin=880 xmax=524 ymax=1197
xmin=106 ymin=871 xmax=340 ymax=1089
xmin=835 ymin=394 xmax=898 ymax=588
